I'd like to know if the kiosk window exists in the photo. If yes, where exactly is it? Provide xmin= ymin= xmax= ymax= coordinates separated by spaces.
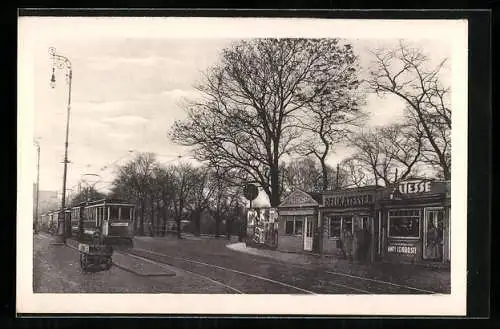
xmin=343 ymin=217 xmax=353 ymax=234
xmin=285 ymin=216 xmax=304 ymax=235
xmin=285 ymin=219 xmax=294 ymax=234
xmin=329 ymin=217 xmax=342 ymax=238
xmin=388 ymin=210 xmax=420 ymax=238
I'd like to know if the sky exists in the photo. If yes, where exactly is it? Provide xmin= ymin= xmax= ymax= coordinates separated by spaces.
xmin=19 ymin=18 xmax=454 ymax=205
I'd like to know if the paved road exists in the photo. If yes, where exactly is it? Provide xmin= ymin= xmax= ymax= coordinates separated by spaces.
xmin=128 ymin=236 xmax=450 ymax=294
xmin=33 ymin=233 xmax=450 ymax=294
xmin=33 ymin=233 xmax=232 ymax=293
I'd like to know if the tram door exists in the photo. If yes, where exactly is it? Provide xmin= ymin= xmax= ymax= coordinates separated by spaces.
xmin=102 ymin=207 xmax=109 ymax=237
xmin=303 ymin=216 xmax=313 ymax=251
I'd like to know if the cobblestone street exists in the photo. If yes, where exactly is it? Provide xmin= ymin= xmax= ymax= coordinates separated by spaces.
xmin=33 ymin=232 xmax=450 ymax=294
xmin=33 ymin=233 xmax=234 ymax=293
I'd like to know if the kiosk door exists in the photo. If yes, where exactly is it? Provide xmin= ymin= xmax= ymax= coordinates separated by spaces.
xmin=423 ymin=208 xmax=445 ymax=261
xmin=304 ymin=217 xmax=313 ymax=251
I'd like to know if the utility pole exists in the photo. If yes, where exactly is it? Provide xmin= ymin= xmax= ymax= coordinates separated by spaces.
xmin=34 ymin=142 xmax=40 ymax=234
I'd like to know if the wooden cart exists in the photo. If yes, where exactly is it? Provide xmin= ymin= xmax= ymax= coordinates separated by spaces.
xmin=78 ymin=242 xmax=113 ymax=272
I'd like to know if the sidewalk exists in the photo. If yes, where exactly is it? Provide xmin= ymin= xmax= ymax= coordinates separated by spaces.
xmin=138 ymin=233 xmax=241 ymax=242
xmin=226 ymin=242 xmax=451 ymax=293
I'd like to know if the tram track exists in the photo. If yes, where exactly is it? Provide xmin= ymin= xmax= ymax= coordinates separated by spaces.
xmin=122 ymin=251 xmax=245 ymax=294
xmin=123 ymin=247 xmax=321 ymax=294
xmin=125 ymin=247 xmax=402 ymax=295
xmin=127 ymin=244 xmax=440 ymax=294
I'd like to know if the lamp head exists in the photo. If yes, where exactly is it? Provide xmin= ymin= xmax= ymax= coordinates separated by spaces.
xmin=50 ymin=68 xmax=56 ymax=89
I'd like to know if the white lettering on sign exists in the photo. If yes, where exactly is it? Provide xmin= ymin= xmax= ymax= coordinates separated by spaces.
xmin=324 ymin=194 xmax=372 ymax=208
xmin=387 ymin=245 xmax=417 ymax=254
xmin=398 ymin=181 xmax=431 ymax=194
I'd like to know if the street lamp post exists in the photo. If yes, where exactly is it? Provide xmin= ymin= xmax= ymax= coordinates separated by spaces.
xmin=34 ymin=141 xmax=40 ymax=234
xmin=49 ymin=47 xmax=72 ymax=244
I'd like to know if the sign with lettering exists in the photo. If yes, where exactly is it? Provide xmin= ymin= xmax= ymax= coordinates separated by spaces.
xmin=387 ymin=243 xmax=417 ymax=254
xmin=324 ymin=194 xmax=373 ymax=208
xmin=398 ymin=180 xmax=432 ymax=194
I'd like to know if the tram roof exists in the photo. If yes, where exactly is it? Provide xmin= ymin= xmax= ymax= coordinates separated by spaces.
xmin=83 ymin=198 xmax=135 ymax=207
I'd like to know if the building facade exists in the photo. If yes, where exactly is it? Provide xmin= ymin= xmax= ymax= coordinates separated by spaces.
xmin=319 ymin=185 xmax=383 ymax=261
xmin=377 ymin=179 xmax=451 ymax=265
xmin=276 ymin=190 xmax=320 ymax=253
xmin=274 ymin=180 xmax=451 ymax=267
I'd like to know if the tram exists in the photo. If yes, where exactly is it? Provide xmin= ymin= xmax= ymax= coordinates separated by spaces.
xmin=70 ymin=198 xmax=135 ymax=247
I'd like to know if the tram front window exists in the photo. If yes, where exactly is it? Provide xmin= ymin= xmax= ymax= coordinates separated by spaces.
xmin=109 ymin=206 xmax=120 ymax=220
xmin=120 ymin=207 xmax=131 ymax=221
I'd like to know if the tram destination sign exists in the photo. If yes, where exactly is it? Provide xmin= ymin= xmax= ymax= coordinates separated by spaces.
xmin=324 ymin=194 xmax=373 ymax=208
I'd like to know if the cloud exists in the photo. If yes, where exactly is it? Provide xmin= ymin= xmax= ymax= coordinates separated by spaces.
xmin=107 ymin=132 xmax=133 ymax=141
xmin=86 ymin=55 xmax=183 ymax=71
xmin=101 ymin=115 xmax=150 ymax=125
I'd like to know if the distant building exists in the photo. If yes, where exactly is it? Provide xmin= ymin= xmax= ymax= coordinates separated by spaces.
xmin=33 ymin=184 xmax=59 ymax=216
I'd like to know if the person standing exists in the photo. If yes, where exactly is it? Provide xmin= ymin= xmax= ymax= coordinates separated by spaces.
xmin=353 ymin=226 xmax=364 ymax=261
xmin=426 ymin=222 xmax=439 ymax=260
xmin=341 ymin=227 xmax=353 ymax=260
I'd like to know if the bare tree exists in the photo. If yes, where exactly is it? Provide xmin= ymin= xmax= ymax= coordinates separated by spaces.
xmin=171 ymin=38 xmax=364 ymax=207
xmin=171 ymin=162 xmax=199 ymax=239
xmin=282 ymin=157 xmax=320 ymax=193
xmin=70 ymin=186 xmax=106 ymax=206
xmin=368 ymin=41 xmax=451 ymax=179
xmin=207 ymin=171 xmax=240 ymax=237
xmin=340 ymin=157 xmax=372 ymax=187
xmin=151 ymin=166 xmax=176 ymax=236
xmin=111 ymin=152 xmax=157 ymax=236
xmin=347 ymin=122 xmax=424 ymax=186
xmin=296 ymin=43 xmax=366 ymax=190
xmin=187 ymin=166 xmax=216 ymax=236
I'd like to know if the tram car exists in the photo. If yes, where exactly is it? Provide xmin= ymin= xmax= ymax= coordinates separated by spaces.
xmin=70 ymin=198 xmax=135 ymax=247
xmin=43 ymin=211 xmax=58 ymax=234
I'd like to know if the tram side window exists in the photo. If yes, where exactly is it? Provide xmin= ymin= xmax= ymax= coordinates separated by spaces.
xmin=388 ymin=210 xmax=420 ymax=238
xmin=120 ymin=207 xmax=131 ymax=221
xmin=109 ymin=206 xmax=120 ymax=220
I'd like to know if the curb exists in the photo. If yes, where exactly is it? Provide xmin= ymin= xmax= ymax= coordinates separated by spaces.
xmin=227 ymin=243 xmax=450 ymax=271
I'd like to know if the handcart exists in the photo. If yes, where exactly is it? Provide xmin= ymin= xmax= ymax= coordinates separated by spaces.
xmin=78 ymin=240 xmax=114 ymax=272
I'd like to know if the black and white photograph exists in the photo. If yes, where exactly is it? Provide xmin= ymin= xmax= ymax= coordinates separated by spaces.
xmin=17 ymin=16 xmax=468 ymax=315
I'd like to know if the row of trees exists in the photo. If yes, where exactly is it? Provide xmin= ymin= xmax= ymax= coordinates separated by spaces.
xmin=98 ymin=153 xmax=244 ymax=238
xmin=68 ymin=39 xmax=451 ymax=237
xmin=170 ymin=39 xmax=451 ymax=206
